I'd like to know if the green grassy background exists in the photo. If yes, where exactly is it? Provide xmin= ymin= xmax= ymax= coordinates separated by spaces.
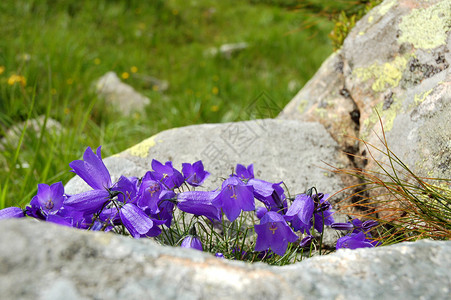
xmin=0 ymin=0 xmax=367 ymax=208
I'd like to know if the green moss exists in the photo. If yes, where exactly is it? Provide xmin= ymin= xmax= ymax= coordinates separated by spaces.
xmin=353 ymin=55 xmax=409 ymax=92
xmin=398 ymin=1 xmax=451 ymax=49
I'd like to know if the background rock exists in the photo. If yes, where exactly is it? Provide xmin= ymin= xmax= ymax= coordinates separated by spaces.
xmin=95 ymin=71 xmax=151 ymax=116
xmin=279 ymin=0 xmax=451 ymax=182
xmin=1 ymin=218 xmax=449 ymax=300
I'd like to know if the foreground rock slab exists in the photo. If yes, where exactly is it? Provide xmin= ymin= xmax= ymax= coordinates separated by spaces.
xmin=1 ymin=219 xmax=449 ymax=300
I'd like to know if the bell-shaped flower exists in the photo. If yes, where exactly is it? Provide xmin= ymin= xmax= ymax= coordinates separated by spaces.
xmin=150 ymin=160 xmax=184 ymax=189
xmin=69 ymin=146 xmax=112 ymax=191
xmin=112 ymin=176 xmax=138 ymax=204
xmin=312 ymin=209 xmax=335 ymax=232
xmin=180 ymin=235 xmax=203 ymax=251
xmin=254 ymin=211 xmax=298 ymax=256
xmin=285 ymin=194 xmax=314 ymax=231
xmin=136 ymin=175 xmax=163 ymax=214
xmin=331 ymin=222 xmax=354 ymax=231
xmin=0 ymin=206 xmax=25 ymax=220
xmin=150 ymin=197 xmax=175 ymax=227
xmin=235 ymin=163 xmax=254 ymax=182
xmin=336 ymin=231 xmax=375 ymax=250
xmin=64 ymin=189 xmax=110 ymax=214
xmin=255 ymin=182 xmax=287 ymax=212
xmin=212 ymin=177 xmax=254 ymax=222
xmin=299 ymin=235 xmax=314 ymax=248
xmin=177 ymin=190 xmax=221 ymax=221
xmin=30 ymin=182 xmax=65 ymax=215
xmin=182 ymin=161 xmax=210 ymax=187
xmin=119 ymin=203 xmax=162 ymax=238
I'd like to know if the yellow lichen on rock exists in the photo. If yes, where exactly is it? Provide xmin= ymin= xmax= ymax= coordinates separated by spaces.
xmin=362 ymin=95 xmax=402 ymax=139
xmin=127 ymin=135 xmax=159 ymax=158
xmin=414 ymin=89 xmax=433 ymax=105
xmin=353 ymin=55 xmax=408 ymax=92
xmin=398 ymin=1 xmax=451 ymax=49
xmin=297 ymin=99 xmax=308 ymax=114
xmin=376 ymin=0 xmax=396 ymax=16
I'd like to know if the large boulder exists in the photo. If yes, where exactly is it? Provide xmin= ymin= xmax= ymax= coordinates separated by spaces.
xmin=1 ymin=219 xmax=449 ymax=300
xmin=279 ymin=0 xmax=451 ymax=181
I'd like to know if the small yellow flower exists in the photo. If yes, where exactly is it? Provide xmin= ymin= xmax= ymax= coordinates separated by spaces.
xmin=8 ymin=74 xmax=26 ymax=86
xmin=66 ymin=78 xmax=74 ymax=85
xmin=172 ymin=9 xmax=179 ymax=15
xmin=94 ymin=58 xmax=101 ymax=65
xmin=121 ymin=72 xmax=130 ymax=79
xmin=130 ymin=66 xmax=138 ymax=73
xmin=64 ymin=107 xmax=70 ymax=115
xmin=0 ymin=66 xmax=5 ymax=75
xmin=211 ymin=105 xmax=219 ymax=112
xmin=152 ymin=85 xmax=159 ymax=91
xmin=51 ymin=88 xmax=57 ymax=95
xmin=212 ymin=87 xmax=219 ymax=95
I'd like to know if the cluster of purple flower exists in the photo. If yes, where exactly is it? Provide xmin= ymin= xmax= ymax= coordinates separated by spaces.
xmin=332 ymin=219 xmax=380 ymax=249
xmin=0 ymin=146 xmax=379 ymax=259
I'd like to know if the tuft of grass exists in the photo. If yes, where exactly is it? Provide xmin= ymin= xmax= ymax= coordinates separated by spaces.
xmin=331 ymin=117 xmax=451 ymax=244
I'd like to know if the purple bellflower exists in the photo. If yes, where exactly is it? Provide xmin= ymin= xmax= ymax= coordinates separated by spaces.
xmin=64 ymin=189 xmax=111 ymax=214
xmin=29 ymin=182 xmax=65 ymax=215
xmin=150 ymin=159 xmax=184 ymax=190
xmin=119 ymin=203 xmax=163 ymax=238
xmin=254 ymin=211 xmax=298 ymax=256
xmin=180 ymin=235 xmax=203 ymax=251
xmin=285 ymin=193 xmax=334 ymax=234
xmin=299 ymin=235 xmax=314 ymax=248
xmin=69 ymin=146 xmax=112 ymax=191
xmin=212 ymin=176 xmax=254 ymax=222
xmin=136 ymin=175 xmax=163 ymax=214
xmin=336 ymin=231 xmax=375 ymax=250
xmin=235 ymin=163 xmax=254 ymax=182
xmin=177 ymin=190 xmax=221 ymax=221
xmin=331 ymin=222 xmax=354 ymax=231
xmin=0 ymin=206 xmax=25 ymax=220
xmin=351 ymin=218 xmax=379 ymax=234
xmin=182 ymin=161 xmax=210 ymax=187
xmin=285 ymin=193 xmax=314 ymax=232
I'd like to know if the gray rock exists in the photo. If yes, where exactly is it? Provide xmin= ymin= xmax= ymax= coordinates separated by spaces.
xmin=1 ymin=218 xmax=449 ymax=300
xmin=0 ymin=115 xmax=63 ymax=151
xmin=95 ymin=71 xmax=151 ymax=116
xmin=206 ymin=42 xmax=249 ymax=59
xmin=279 ymin=0 xmax=451 ymax=182
xmin=65 ymin=119 xmax=348 ymax=206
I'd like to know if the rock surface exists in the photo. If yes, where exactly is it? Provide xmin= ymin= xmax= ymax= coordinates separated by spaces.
xmin=279 ymin=0 xmax=451 ymax=181
xmin=1 ymin=219 xmax=449 ymax=300
xmin=96 ymin=71 xmax=151 ymax=116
